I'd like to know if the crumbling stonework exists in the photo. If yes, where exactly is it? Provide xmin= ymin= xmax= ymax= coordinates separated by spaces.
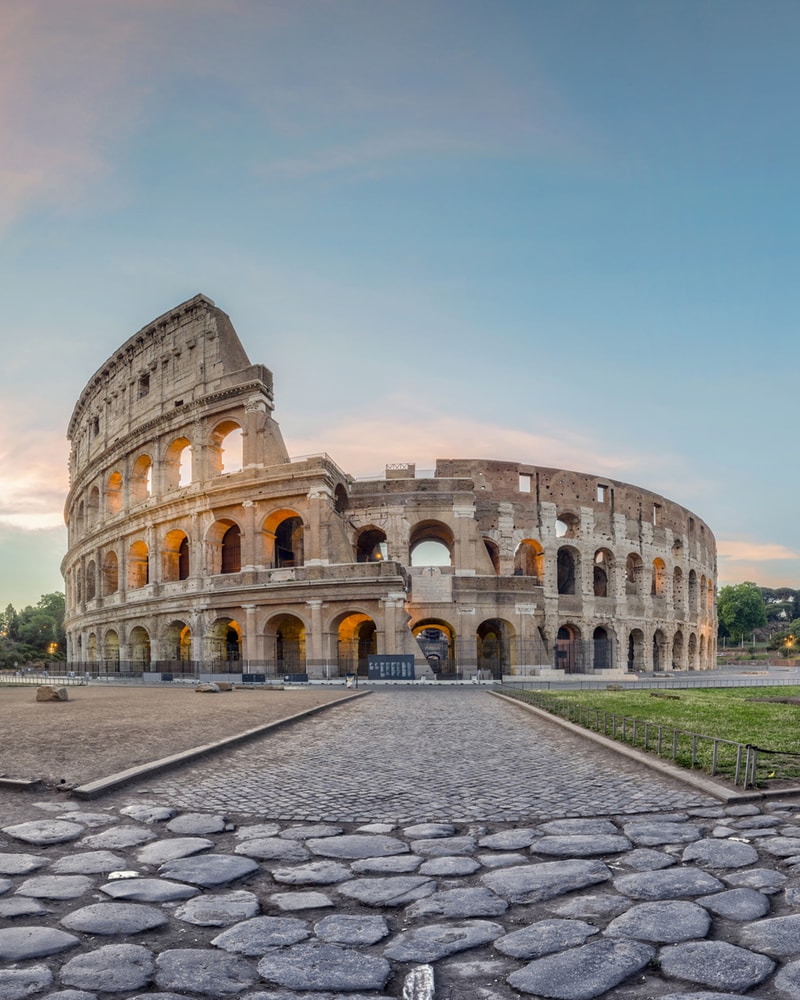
xmin=62 ymin=295 xmax=717 ymax=679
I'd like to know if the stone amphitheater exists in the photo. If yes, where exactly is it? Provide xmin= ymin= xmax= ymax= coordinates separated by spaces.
xmin=62 ymin=294 xmax=717 ymax=679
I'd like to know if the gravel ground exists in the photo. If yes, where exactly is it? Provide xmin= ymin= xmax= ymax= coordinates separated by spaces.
xmin=0 ymin=683 xmax=354 ymax=788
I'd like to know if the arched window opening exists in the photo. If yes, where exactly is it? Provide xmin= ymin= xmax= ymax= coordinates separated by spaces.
xmin=409 ymin=521 xmax=454 ymax=568
xmin=555 ymin=624 xmax=581 ymax=673
xmin=336 ymin=613 xmax=377 ymax=676
xmin=652 ymin=558 xmax=666 ymax=597
xmin=555 ymin=513 xmax=579 ymax=539
xmin=107 ymin=471 xmax=123 ymax=515
xmin=334 ymin=483 xmax=348 ymax=514
xmin=275 ymin=516 xmax=304 ymax=568
xmin=557 ymin=548 xmax=577 ymax=595
xmin=514 ymin=539 xmax=543 ymax=581
xmin=477 ymin=619 xmax=512 ymax=679
xmin=162 ymin=530 xmax=191 ymax=582
xmin=102 ymin=551 xmax=118 ymax=596
xmin=483 ymin=539 xmax=500 ymax=575
xmin=593 ymin=549 xmax=613 ymax=597
xmin=356 ymin=527 xmax=388 ymax=563
xmin=163 ymin=621 xmax=192 ymax=664
xmin=164 ymin=437 xmax=192 ymax=490
xmin=127 ymin=540 xmax=149 ymax=589
xmin=129 ymin=626 xmax=151 ymax=670
xmin=627 ymin=628 xmax=645 ymax=672
xmin=103 ymin=629 xmax=120 ymax=667
xmin=413 ymin=621 xmax=456 ymax=676
xmin=265 ymin=614 xmax=306 ymax=672
xmin=221 ymin=524 xmax=241 ymax=574
xmin=593 ymin=626 xmax=612 ymax=669
xmin=626 ymin=554 xmax=644 ymax=596
xmin=210 ymin=420 xmax=243 ymax=476
xmin=76 ymin=500 xmax=85 ymax=537
xmin=85 ymin=560 xmax=96 ymax=602
xmin=130 ymin=455 xmax=152 ymax=504
xmin=210 ymin=618 xmax=242 ymax=666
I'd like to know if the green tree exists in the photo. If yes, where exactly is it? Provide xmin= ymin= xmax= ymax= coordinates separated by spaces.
xmin=718 ymin=582 xmax=767 ymax=643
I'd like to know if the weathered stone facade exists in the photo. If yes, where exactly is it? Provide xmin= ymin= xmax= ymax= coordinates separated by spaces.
xmin=62 ymin=294 xmax=717 ymax=678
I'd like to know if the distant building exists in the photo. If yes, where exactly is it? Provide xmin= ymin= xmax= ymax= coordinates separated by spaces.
xmin=62 ymin=295 xmax=717 ymax=679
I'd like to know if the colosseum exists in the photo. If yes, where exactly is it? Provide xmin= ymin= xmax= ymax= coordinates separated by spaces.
xmin=62 ymin=294 xmax=717 ymax=680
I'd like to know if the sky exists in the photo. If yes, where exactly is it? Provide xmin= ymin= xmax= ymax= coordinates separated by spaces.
xmin=1 ymin=0 xmax=799 ymax=610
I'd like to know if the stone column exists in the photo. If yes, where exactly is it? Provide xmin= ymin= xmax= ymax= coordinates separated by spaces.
xmin=306 ymin=599 xmax=324 ymax=678
xmin=241 ymin=604 xmax=257 ymax=665
xmin=453 ymin=504 xmax=476 ymax=572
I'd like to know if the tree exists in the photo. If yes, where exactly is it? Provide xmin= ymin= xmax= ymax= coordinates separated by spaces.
xmin=718 ymin=582 xmax=767 ymax=642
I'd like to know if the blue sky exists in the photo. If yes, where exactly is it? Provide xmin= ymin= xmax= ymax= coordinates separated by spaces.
xmin=1 ymin=0 xmax=799 ymax=610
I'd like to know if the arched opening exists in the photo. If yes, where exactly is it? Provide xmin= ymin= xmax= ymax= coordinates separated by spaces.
xmin=356 ymin=527 xmax=388 ymax=563
xmin=557 ymin=547 xmax=578 ymax=595
xmin=102 ymin=550 xmax=118 ymax=596
xmin=103 ymin=629 xmax=120 ymax=668
xmin=593 ymin=549 xmax=613 ymax=597
xmin=334 ymin=483 xmax=348 ymax=514
xmin=130 ymin=454 xmax=152 ymax=504
xmin=106 ymin=470 xmax=123 ymax=515
xmin=210 ymin=618 xmax=242 ymax=667
xmin=627 ymin=628 xmax=645 ymax=672
xmin=672 ymin=630 xmax=684 ymax=671
xmin=483 ymin=539 xmax=500 ymax=575
xmin=477 ymin=619 xmax=513 ymax=679
xmin=127 ymin=540 xmax=149 ymax=589
xmin=555 ymin=624 xmax=581 ymax=673
xmin=275 ymin=516 xmax=303 ymax=568
xmin=652 ymin=558 xmax=666 ymax=597
xmin=221 ymin=524 xmax=241 ymax=573
xmin=162 ymin=529 xmax=191 ymax=582
xmin=164 ymin=437 xmax=192 ymax=490
xmin=336 ymin=613 xmax=377 ymax=676
xmin=265 ymin=614 xmax=306 ymax=673
xmin=410 ymin=521 xmax=454 ymax=567
xmin=163 ymin=621 xmax=192 ymax=666
xmin=210 ymin=420 xmax=243 ymax=476
xmin=593 ymin=626 xmax=612 ymax=669
xmin=555 ymin=513 xmax=579 ymax=538
xmin=85 ymin=560 xmax=97 ymax=602
xmin=653 ymin=629 xmax=668 ymax=671
xmin=129 ymin=626 xmax=151 ymax=670
xmin=514 ymin=539 xmax=544 ymax=581
xmin=413 ymin=621 xmax=456 ymax=676
xmin=625 ymin=553 xmax=644 ymax=596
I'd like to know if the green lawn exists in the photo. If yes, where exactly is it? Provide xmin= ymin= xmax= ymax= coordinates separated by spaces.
xmin=503 ymin=686 xmax=800 ymax=786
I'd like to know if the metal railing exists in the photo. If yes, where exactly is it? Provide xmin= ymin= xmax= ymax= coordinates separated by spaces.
xmin=500 ymin=687 xmax=800 ymax=789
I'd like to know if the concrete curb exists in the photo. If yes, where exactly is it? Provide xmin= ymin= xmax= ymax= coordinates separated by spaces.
xmin=490 ymin=690 xmax=796 ymax=805
xmin=73 ymin=690 xmax=370 ymax=800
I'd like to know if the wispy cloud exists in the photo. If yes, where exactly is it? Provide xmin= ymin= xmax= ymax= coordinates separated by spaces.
xmin=718 ymin=539 xmax=800 ymax=563
xmin=0 ymin=401 xmax=69 ymax=531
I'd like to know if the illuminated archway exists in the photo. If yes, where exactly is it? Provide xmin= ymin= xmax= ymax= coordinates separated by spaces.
xmin=413 ymin=620 xmax=455 ymax=675
xmin=336 ymin=612 xmax=377 ymax=676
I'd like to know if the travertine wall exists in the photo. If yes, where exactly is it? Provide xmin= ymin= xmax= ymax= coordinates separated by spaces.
xmin=62 ymin=295 xmax=717 ymax=678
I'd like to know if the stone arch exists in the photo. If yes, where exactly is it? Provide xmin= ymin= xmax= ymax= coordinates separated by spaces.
xmin=106 ymin=470 xmax=123 ymax=515
xmin=355 ymin=526 xmax=387 ymax=563
xmin=102 ymin=550 xmax=119 ymax=596
xmin=626 ymin=553 xmax=644 ymax=596
xmin=262 ymin=509 xmax=305 ymax=569
xmin=514 ymin=539 xmax=543 ymax=581
xmin=209 ymin=617 xmax=242 ymax=665
xmin=87 ymin=632 xmax=98 ymax=664
xmin=476 ymin=618 xmax=514 ymax=678
xmin=162 ymin=529 xmax=191 ymax=582
xmin=210 ymin=419 xmax=243 ymax=476
xmin=627 ymin=628 xmax=645 ymax=672
xmin=130 ymin=454 xmax=152 ymax=504
xmin=103 ymin=628 xmax=120 ymax=666
xmin=555 ymin=513 xmax=580 ymax=539
xmin=207 ymin=518 xmax=243 ymax=575
xmin=164 ymin=436 xmax=192 ymax=491
xmin=85 ymin=559 xmax=97 ymax=602
xmin=653 ymin=628 xmax=668 ymax=671
xmin=483 ymin=538 xmax=500 ymax=575
xmin=413 ymin=619 xmax=456 ymax=675
xmin=127 ymin=540 xmax=149 ymax=589
xmin=333 ymin=483 xmax=348 ymax=514
xmin=557 ymin=546 xmax=579 ymax=595
xmin=593 ymin=625 xmax=613 ymax=669
xmin=409 ymin=520 xmax=454 ymax=567
xmin=652 ymin=558 xmax=666 ymax=597
xmin=129 ymin=626 xmax=151 ymax=668
xmin=163 ymin=620 xmax=192 ymax=663
xmin=264 ymin=613 xmax=306 ymax=672
xmin=334 ymin=612 xmax=377 ymax=676
xmin=556 ymin=624 xmax=581 ymax=673
xmin=593 ymin=548 xmax=614 ymax=597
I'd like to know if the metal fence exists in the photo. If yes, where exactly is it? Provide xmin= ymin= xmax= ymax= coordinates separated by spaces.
xmin=500 ymin=686 xmax=800 ymax=789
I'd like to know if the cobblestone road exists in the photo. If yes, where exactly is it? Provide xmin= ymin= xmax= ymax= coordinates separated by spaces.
xmin=115 ymin=687 xmax=717 ymax=822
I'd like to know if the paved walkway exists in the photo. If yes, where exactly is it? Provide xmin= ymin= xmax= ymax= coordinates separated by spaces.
xmin=1 ymin=687 xmax=799 ymax=1000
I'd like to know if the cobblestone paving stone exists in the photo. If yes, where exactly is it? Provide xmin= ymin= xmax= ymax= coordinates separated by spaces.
xmin=1 ymin=687 xmax=800 ymax=999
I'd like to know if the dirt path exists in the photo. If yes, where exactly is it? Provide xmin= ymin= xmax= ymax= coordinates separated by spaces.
xmin=0 ymin=683 xmax=354 ymax=787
